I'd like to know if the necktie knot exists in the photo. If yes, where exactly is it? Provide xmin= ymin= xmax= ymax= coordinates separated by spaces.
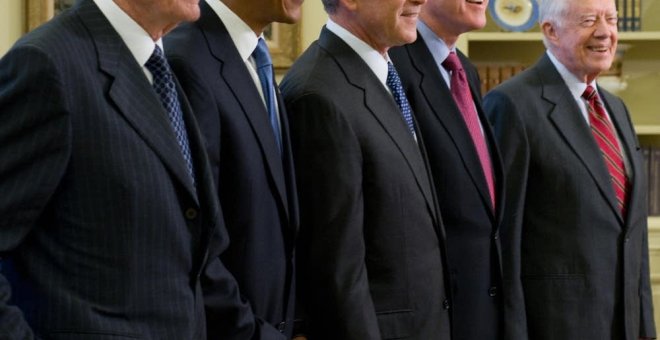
xmin=252 ymin=38 xmax=273 ymax=70
xmin=582 ymin=85 xmax=598 ymax=101
xmin=252 ymin=38 xmax=282 ymax=152
xmin=442 ymin=52 xmax=463 ymax=73
xmin=146 ymin=45 xmax=173 ymax=82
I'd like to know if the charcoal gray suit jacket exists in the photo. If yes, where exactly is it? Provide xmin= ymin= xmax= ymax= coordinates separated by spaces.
xmin=280 ymin=27 xmax=452 ymax=339
xmin=483 ymin=53 xmax=656 ymax=340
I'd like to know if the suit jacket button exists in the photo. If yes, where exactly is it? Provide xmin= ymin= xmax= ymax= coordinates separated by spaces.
xmin=185 ymin=208 xmax=198 ymax=220
xmin=443 ymin=299 xmax=450 ymax=310
xmin=488 ymin=286 xmax=498 ymax=297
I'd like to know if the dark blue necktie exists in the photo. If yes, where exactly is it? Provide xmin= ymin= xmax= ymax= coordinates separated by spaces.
xmin=145 ymin=45 xmax=195 ymax=184
xmin=252 ymin=38 xmax=282 ymax=152
xmin=386 ymin=62 xmax=416 ymax=139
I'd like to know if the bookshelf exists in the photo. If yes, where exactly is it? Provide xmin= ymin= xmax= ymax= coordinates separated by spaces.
xmin=460 ymin=1 xmax=660 ymax=327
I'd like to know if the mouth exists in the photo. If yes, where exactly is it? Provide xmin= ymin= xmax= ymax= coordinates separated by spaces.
xmin=466 ymin=0 xmax=484 ymax=4
xmin=588 ymin=45 xmax=610 ymax=53
xmin=401 ymin=11 xmax=420 ymax=18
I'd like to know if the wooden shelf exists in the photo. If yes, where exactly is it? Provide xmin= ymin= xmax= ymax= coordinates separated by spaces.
xmin=465 ymin=31 xmax=660 ymax=42
xmin=466 ymin=32 xmax=542 ymax=41
xmin=636 ymin=125 xmax=660 ymax=135
xmin=649 ymin=216 xmax=660 ymax=230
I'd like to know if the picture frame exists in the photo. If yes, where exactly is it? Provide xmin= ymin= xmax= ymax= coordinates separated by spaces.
xmin=26 ymin=0 xmax=75 ymax=32
xmin=264 ymin=22 xmax=302 ymax=71
xmin=26 ymin=0 xmax=302 ymax=71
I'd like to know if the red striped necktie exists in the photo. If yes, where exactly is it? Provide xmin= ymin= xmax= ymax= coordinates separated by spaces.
xmin=582 ymin=85 xmax=629 ymax=217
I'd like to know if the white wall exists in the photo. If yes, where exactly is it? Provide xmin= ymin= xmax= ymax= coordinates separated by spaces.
xmin=301 ymin=1 xmax=327 ymax=51
xmin=0 ymin=0 xmax=25 ymax=56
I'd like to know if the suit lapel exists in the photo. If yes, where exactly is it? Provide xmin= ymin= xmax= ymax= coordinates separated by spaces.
xmin=198 ymin=3 xmax=290 ymax=221
xmin=319 ymin=29 xmax=437 ymax=222
xmin=76 ymin=0 xmax=197 ymax=201
xmin=538 ymin=55 xmax=622 ymax=223
xmin=406 ymin=38 xmax=496 ymax=219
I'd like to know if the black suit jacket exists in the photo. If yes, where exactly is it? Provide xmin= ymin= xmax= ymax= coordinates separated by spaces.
xmin=0 ymin=1 xmax=258 ymax=339
xmin=483 ymin=53 xmax=656 ymax=340
xmin=280 ymin=27 xmax=451 ymax=340
xmin=165 ymin=2 xmax=299 ymax=338
xmin=390 ymin=36 xmax=505 ymax=340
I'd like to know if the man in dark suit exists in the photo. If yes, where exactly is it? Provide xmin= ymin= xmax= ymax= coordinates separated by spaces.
xmin=164 ymin=0 xmax=302 ymax=338
xmin=483 ymin=0 xmax=655 ymax=339
xmin=280 ymin=0 xmax=451 ymax=338
xmin=390 ymin=0 xmax=504 ymax=338
xmin=0 ymin=0 xmax=266 ymax=338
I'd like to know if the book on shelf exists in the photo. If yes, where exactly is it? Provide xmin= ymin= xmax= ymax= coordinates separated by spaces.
xmin=617 ymin=0 xmax=642 ymax=31
xmin=644 ymin=146 xmax=660 ymax=216
xmin=475 ymin=63 xmax=527 ymax=95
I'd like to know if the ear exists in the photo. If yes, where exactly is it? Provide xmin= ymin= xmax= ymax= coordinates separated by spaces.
xmin=541 ymin=21 xmax=559 ymax=47
xmin=338 ymin=0 xmax=358 ymax=12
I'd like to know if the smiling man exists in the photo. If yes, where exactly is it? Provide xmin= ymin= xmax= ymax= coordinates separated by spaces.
xmin=164 ymin=0 xmax=304 ymax=339
xmin=483 ymin=0 xmax=656 ymax=339
xmin=390 ymin=0 xmax=505 ymax=337
xmin=280 ymin=0 xmax=452 ymax=338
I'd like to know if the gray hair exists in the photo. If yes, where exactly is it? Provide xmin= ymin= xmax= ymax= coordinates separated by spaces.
xmin=322 ymin=0 xmax=339 ymax=14
xmin=538 ymin=0 xmax=571 ymax=48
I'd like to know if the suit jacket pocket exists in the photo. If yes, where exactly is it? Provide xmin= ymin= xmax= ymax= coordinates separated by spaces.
xmin=376 ymin=309 xmax=413 ymax=340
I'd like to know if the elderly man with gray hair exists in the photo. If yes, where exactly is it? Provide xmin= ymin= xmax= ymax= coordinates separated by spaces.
xmin=483 ymin=0 xmax=656 ymax=339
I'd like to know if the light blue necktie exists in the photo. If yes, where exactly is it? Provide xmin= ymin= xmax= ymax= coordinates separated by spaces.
xmin=386 ymin=62 xmax=417 ymax=139
xmin=252 ymin=38 xmax=282 ymax=152
xmin=145 ymin=45 xmax=196 ymax=185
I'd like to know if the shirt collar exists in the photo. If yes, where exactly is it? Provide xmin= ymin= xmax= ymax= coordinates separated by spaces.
xmin=326 ymin=19 xmax=390 ymax=87
xmin=546 ymin=50 xmax=597 ymax=100
xmin=93 ymin=0 xmax=160 ymax=68
xmin=417 ymin=20 xmax=452 ymax=65
xmin=205 ymin=0 xmax=260 ymax=62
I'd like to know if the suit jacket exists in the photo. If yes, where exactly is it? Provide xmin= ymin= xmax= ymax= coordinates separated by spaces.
xmin=280 ymin=27 xmax=451 ymax=340
xmin=164 ymin=3 xmax=299 ymax=338
xmin=483 ymin=53 xmax=656 ymax=340
xmin=0 ymin=1 xmax=258 ymax=339
xmin=390 ymin=37 xmax=505 ymax=340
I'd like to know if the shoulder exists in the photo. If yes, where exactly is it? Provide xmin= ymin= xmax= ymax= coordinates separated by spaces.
xmin=165 ymin=22 xmax=209 ymax=59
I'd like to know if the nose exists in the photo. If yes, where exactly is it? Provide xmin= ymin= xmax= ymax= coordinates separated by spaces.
xmin=593 ymin=16 xmax=616 ymax=37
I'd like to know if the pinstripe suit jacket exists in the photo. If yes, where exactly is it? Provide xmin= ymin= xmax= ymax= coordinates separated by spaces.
xmin=0 ymin=1 xmax=257 ymax=339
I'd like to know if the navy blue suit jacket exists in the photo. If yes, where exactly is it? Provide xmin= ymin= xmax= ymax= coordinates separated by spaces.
xmin=165 ymin=2 xmax=299 ymax=338
xmin=0 ymin=1 xmax=259 ymax=338
xmin=390 ymin=37 xmax=505 ymax=340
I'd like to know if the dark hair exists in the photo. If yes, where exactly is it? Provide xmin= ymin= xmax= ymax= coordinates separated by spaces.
xmin=322 ymin=0 xmax=339 ymax=14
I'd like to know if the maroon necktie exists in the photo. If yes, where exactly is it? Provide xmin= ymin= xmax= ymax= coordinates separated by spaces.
xmin=583 ymin=85 xmax=629 ymax=217
xmin=443 ymin=52 xmax=495 ymax=210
